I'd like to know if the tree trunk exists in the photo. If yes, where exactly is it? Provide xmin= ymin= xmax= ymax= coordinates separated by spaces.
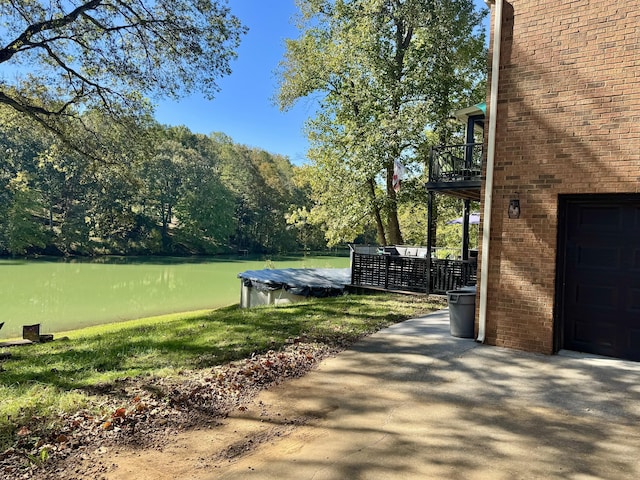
xmin=385 ymin=162 xmax=404 ymax=245
xmin=161 ymin=203 xmax=171 ymax=251
xmin=366 ymin=178 xmax=387 ymax=245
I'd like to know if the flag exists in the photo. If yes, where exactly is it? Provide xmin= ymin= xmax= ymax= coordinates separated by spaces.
xmin=393 ymin=160 xmax=406 ymax=192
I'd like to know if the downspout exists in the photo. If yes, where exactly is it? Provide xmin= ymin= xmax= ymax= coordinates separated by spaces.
xmin=477 ymin=0 xmax=503 ymax=343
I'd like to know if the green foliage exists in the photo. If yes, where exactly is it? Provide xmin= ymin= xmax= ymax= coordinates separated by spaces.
xmin=286 ymin=205 xmax=329 ymax=252
xmin=27 ymin=447 xmax=50 ymax=467
xmin=215 ymin=138 xmax=304 ymax=253
xmin=292 ymin=159 xmax=378 ymax=247
xmin=398 ymin=203 xmax=428 ymax=246
xmin=4 ymin=174 xmax=48 ymax=254
xmin=0 ymin=111 xmax=316 ymax=256
xmin=278 ymin=0 xmax=487 ymax=246
xmin=0 ymin=0 xmax=246 ymax=155
xmin=434 ymin=196 xmax=480 ymax=257
xmin=0 ymin=294 xmax=444 ymax=451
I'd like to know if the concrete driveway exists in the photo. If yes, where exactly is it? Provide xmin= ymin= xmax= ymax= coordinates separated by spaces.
xmin=108 ymin=310 xmax=640 ymax=480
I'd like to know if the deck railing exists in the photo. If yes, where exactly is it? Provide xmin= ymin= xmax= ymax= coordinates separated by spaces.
xmin=429 ymin=258 xmax=477 ymax=294
xmin=351 ymin=253 xmax=429 ymax=293
xmin=350 ymin=252 xmax=477 ymax=294
xmin=429 ymin=143 xmax=483 ymax=183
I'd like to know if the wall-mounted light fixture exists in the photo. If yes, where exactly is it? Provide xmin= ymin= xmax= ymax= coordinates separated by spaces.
xmin=508 ymin=194 xmax=521 ymax=219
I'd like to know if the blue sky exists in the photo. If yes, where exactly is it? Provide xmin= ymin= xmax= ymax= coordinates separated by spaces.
xmin=154 ymin=0 xmax=490 ymax=165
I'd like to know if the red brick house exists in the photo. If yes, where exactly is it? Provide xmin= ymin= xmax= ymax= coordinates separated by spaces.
xmin=476 ymin=0 xmax=640 ymax=361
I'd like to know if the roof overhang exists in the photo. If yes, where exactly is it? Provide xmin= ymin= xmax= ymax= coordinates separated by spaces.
xmin=453 ymin=102 xmax=486 ymax=122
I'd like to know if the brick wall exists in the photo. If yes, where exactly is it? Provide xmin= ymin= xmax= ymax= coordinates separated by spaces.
xmin=479 ymin=0 xmax=640 ymax=354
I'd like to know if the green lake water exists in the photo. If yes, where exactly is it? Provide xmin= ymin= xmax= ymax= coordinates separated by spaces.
xmin=0 ymin=255 xmax=349 ymax=339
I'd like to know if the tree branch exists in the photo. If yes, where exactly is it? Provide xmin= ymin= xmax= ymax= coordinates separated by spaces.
xmin=41 ymin=43 xmax=112 ymax=100
xmin=0 ymin=0 xmax=103 ymax=63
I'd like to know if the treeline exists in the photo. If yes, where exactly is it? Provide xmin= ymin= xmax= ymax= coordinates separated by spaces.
xmin=0 ymin=109 xmax=327 ymax=256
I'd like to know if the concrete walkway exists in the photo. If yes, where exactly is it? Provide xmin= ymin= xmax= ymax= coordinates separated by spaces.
xmin=107 ymin=310 xmax=640 ymax=479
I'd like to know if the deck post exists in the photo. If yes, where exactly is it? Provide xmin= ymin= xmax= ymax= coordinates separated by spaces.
xmin=349 ymin=244 xmax=355 ymax=285
xmin=462 ymin=199 xmax=470 ymax=260
xmin=427 ymin=191 xmax=435 ymax=293
xmin=427 ymin=191 xmax=434 ymax=258
xmin=384 ymin=255 xmax=390 ymax=289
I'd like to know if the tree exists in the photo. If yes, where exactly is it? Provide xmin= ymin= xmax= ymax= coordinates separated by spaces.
xmin=0 ymin=106 xmax=52 ymax=254
xmin=211 ymin=135 xmax=303 ymax=253
xmin=36 ymin=143 xmax=92 ymax=254
xmin=140 ymin=139 xmax=191 ymax=251
xmin=278 ymin=0 xmax=486 ymax=246
xmin=170 ymin=130 xmax=236 ymax=253
xmin=3 ymin=173 xmax=48 ymax=254
xmin=0 ymin=0 xmax=246 ymax=153
xmin=0 ymin=111 xmax=318 ymax=256
xmin=175 ymin=175 xmax=235 ymax=253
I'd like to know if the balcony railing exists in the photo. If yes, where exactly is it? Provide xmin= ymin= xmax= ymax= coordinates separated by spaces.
xmin=429 ymin=143 xmax=483 ymax=183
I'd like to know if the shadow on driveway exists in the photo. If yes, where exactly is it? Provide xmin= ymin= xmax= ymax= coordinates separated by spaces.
xmin=106 ymin=310 xmax=640 ymax=480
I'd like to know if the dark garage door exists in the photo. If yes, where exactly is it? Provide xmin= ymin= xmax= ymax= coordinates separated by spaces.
xmin=559 ymin=195 xmax=640 ymax=361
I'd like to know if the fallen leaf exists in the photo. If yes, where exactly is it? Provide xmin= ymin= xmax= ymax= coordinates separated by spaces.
xmin=113 ymin=408 xmax=127 ymax=418
xmin=16 ymin=426 xmax=31 ymax=437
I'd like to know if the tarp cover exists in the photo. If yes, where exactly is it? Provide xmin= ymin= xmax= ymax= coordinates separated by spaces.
xmin=238 ymin=268 xmax=351 ymax=297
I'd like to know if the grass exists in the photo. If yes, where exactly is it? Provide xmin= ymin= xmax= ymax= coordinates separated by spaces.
xmin=0 ymin=293 xmax=445 ymax=451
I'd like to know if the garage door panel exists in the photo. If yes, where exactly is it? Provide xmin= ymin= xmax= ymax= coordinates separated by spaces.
xmin=560 ymin=196 xmax=640 ymax=361
xmin=571 ymin=318 xmax=615 ymax=352
xmin=575 ymin=284 xmax=617 ymax=309
xmin=634 ymin=207 xmax=640 ymax=227
xmin=633 ymin=250 xmax=640 ymax=270
xmin=576 ymin=246 xmax=620 ymax=270
xmin=577 ymin=206 xmax=622 ymax=230
xmin=626 ymin=329 xmax=640 ymax=357
xmin=628 ymin=288 xmax=640 ymax=312
xmin=570 ymin=205 xmax=624 ymax=235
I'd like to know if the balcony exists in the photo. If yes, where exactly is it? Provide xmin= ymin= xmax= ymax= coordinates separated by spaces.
xmin=426 ymin=143 xmax=484 ymax=201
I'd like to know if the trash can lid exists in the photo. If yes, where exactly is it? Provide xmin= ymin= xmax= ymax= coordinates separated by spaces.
xmin=446 ymin=290 xmax=476 ymax=295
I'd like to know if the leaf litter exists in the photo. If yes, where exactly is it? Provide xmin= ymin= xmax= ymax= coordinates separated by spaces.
xmin=1 ymin=340 xmax=343 ymax=479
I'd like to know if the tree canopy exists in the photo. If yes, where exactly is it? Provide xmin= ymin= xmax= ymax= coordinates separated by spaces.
xmin=0 ymin=0 xmax=246 ymax=150
xmin=278 ymin=0 xmax=487 ymax=246
xmin=0 ymin=110 xmax=310 ymax=256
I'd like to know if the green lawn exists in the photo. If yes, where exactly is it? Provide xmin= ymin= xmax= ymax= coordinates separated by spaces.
xmin=0 ymin=293 xmax=444 ymax=451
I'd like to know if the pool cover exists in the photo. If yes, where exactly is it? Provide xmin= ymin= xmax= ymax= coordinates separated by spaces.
xmin=238 ymin=268 xmax=351 ymax=297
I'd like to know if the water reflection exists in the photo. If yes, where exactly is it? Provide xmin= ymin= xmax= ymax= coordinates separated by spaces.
xmin=0 ymin=255 xmax=348 ymax=339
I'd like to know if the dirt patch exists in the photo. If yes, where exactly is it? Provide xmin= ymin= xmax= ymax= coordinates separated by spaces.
xmin=1 ymin=341 xmax=343 ymax=480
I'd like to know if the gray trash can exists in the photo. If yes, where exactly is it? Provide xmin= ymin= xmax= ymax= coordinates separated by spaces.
xmin=446 ymin=289 xmax=476 ymax=338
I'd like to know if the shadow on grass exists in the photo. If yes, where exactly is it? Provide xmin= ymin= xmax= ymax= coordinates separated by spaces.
xmin=0 ymin=295 xmax=438 ymax=393
xmin=0 ymin=294 xmax=441 ymax=452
